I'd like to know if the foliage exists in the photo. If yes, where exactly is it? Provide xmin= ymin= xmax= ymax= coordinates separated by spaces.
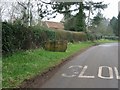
xmin=74 ymin=3 xmax=86 ymax=32
xmin=64 ymin=16 xmax=76 ymax=31
xmin=43 ymin=40 xmax=67 ymax=52
xmin=92 ymin=12 xmax=103 ymax=26
xmin=52 ymin=1 xmax=107 ymax=32
xmin=102 ymin=36 xmax=118 ymax=40
xmin=64 ymin=14 xmax=86 ymax=32
xmin=3 ymin=39 xmax=117 ymax=88
xmin=90 ymin=15 xmax=115 ymax=39
xmin=2 ymin=22 xmax=87 ymax=55
xmin=2 ymin=42 xmax=94 ymax=88
xmin=2 ymin=22 xmax=33 ymax=55
xmin=51 ymin=1 xmax=107 ymax=15
xmin=118 ymin=12 xmax=120 ymax=37
xmin=108 ymin=17 xmax=118 ymax=36
xmin=97 ymin=39 xmax=118 ymax=43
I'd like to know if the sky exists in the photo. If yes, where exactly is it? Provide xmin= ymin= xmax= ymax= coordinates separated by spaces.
xmin=1 ymin=0 xmax=120 ymax=22
xmin=47 ymin=0 xmax=120 ymax=22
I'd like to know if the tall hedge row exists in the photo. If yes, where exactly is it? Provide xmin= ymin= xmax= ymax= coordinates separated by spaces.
xmin=2 ymin=22 xmax=34 ymax=54
xmin=2 ymin=22 xmax=87 ymax=54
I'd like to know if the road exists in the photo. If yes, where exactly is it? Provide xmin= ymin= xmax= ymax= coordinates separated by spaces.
xmin=41 ymin=43 xmax=119 ymax=88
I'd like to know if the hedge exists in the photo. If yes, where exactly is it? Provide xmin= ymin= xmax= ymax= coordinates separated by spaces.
xmin=2 ymin=22 xmax=34 ymax=54
xmin=2 ymin=22 xmax=87 ymax=55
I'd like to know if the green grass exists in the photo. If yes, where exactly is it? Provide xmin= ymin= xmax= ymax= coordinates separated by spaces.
xmin=2 ymin=42 xmax=94 ymax=88
xmin=2 ymin=39 xmax=118 ymax=88
xmin=96 ymin=39 xmax=118 ymax=44
xmin=2 ymin=39 xmax=117 ymax=88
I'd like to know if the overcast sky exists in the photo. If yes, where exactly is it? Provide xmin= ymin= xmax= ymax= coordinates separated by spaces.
xmin=47 ymin=0 xmax=120 ymax=22
xmin=1 ymin=0 xmax=120 ymax=22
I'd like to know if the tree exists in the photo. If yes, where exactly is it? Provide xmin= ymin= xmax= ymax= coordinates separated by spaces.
xmin=118 ymin=12 xmax=120 ymax=37
xmin=108 ymin=17 xmax=118 ymax=36
xmin=64 ymin=2 xmax=86 ymax=32
xmin=89 ymin=15 xmax=114 ymax=38
xmin=64 ymin=15 xmax=76 ymax=31
xmin=0 ymin=2 xmax=8 ymax=21
xmin=84 ymin=1 xmax=107 ymax=31
xmin=92 ymin=12 xmax=103 ymax=27
xmin=17 ymin=0 xmax=34 ymax=26
xmin=49 ymin=1 xmax=107 ymax=32
xmin=1 ymin=0 xmax=108 ymax=29
xmin=74 ymin=2 xmax=86 ymax=31
xmin=1 ymin=0 xmax=53 ymax=26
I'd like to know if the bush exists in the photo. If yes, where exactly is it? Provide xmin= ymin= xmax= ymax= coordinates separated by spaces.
xmin=2 ymin=22 xmax=87 ymax=55
xmin=2 ymin=22 xmax=34 ymax=55
xmin=53 ymin=30 xmax=87 ymax=43
xmin=43 ymin=40 xmax=67 ymax=52
xmin=2 ymin=22 xmax=15 ymax=54
xmin=102 ymin=36 xmax=118 ymax=40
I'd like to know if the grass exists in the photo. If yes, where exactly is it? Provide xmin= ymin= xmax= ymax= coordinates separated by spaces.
xmin=96 ymin=39 xmax=118 ymax=44
xmin=2 ymin=42 xmax=94 ymax=88
xmin=2 ymin=39 xmax=117 ymax=88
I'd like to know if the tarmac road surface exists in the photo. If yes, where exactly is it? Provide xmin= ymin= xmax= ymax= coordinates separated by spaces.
xmin=41 ymin=43 xmax=119 ymax=88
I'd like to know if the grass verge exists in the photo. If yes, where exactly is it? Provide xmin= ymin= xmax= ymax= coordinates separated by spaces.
xmin=96 ymin=39 xmax=118 ymax=44
xmin=2 ymin=39 xmax=118 ymax=88
xmin=2 ymin=42 xmax=94 ymax=88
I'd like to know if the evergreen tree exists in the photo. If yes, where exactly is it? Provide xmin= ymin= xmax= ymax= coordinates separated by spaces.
xmin=50 ymin=1 xmax=107 ymax=32
xmin=108 ymin=17 xmax=118 ymax=36
xmin=92 ymin=12 xmax=103 ymax=27
xmin=118 ymin=12 xmax=120 ymax=37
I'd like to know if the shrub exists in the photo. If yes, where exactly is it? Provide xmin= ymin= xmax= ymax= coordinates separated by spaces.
xmin=53 ymin=30 xmax=87 ymax=43
xmin=70 ymin=31 xmax=87 ymax=42
xmin=55 ymin=30 xmax=67 ymax=41
xmin=43 ymin=40 xmax=67 ymax=52
xmin=31 ymin=26 xmax=48 ymax=47
xmin=102 ymin=36 xmax=118 ymax=40
xmin=2 ymin=22 xmax=15 ymax=54
xmin=2 ymin=22 xmax=87 ymax=55
xmin=2 ymin=22 xmax=34 ymax=54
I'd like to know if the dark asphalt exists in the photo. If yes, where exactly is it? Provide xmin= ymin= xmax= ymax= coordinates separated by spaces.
xmin=41 ymin=43 xmax=119 ymax=88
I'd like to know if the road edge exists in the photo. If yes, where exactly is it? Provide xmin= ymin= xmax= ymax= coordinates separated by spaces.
xmin=19 ymin=44 xmax=96 ymax=88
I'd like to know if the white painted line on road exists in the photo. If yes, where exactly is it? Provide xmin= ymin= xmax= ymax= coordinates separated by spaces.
xmin=98 ymin=66 xmax=114 ymax=79
xmin=62 ymin=73 xmax=76 ymax=78
xmin=114 ymin=67 xmax=120 ymax=79
xmin=78 ymin=66 xmax=95 ymax=78
xmin=62 ymin=65 xmax=82 ymax=78
xmin=69 ymin=65 xmax=82 ymax=69
xmin=62 ymin=65 xmax=119 ymax=79
xmin=69 ymin=65 xmax=82 ymax=74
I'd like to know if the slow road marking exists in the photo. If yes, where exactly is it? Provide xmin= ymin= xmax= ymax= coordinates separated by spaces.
xmin=78 ymin=66 xmax=95 ymax=78
xmin=98 ymin=66 xmax=113 ymax=79
xmin=62 ymin=65 xmax=120 ymax=80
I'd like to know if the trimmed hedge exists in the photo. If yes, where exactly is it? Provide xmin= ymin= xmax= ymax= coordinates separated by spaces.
xmin=2 ymin=22 xmax=87 ymax=55
xmin=43 ymin=40 xmax=67 ymax=52
xmin=54 ymin=30 xmax=87 ymax=42
xmin=2 ymin=22 xmax=34 ymax=54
